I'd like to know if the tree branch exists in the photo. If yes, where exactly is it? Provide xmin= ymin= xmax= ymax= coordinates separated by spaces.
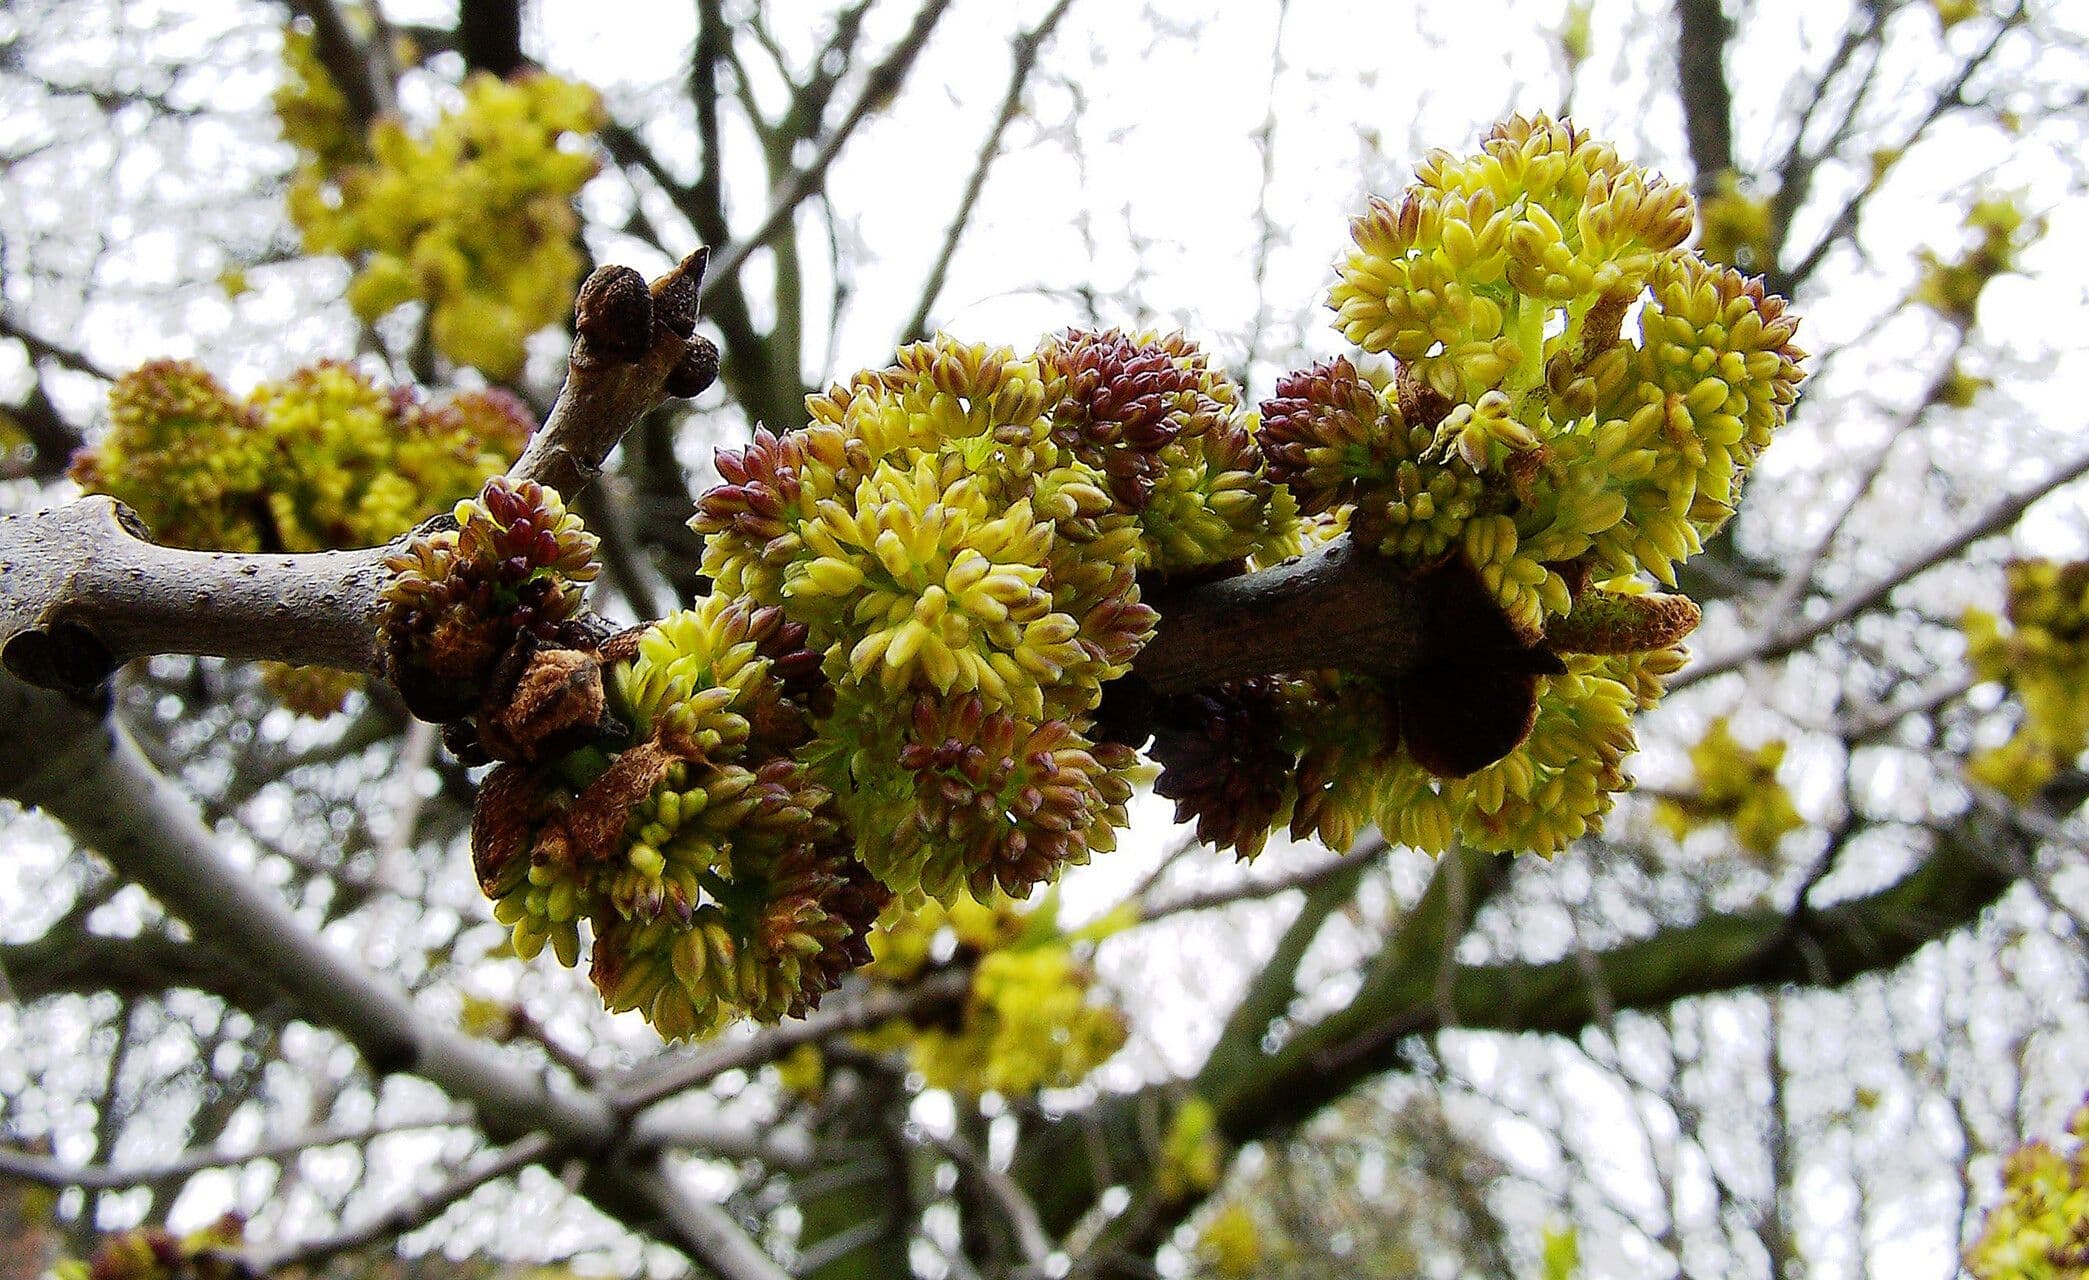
xmin=0 ymin=251 xmax=710 ymax=694
xmin=455 ymin=0 xmax=526 ymax=77
xmin=0 ymin=1117 xmax=467 ymax=1192
xmin=1673 ymin=0 xmax=1735 ymax=195
xmin=1674 ymin=441 xmax=2089 ymax=692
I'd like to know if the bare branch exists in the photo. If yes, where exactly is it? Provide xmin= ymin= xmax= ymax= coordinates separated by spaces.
xmin=1675 ymin=443 xmax=2089 ymax=691
xmin=705 ymin=0 xmax=957 ymax=291
xmin=255 ymin=1133 xmax=560 ymax=1271
xmin=613 ymin=970 xmax=972 ymax=1114
xmin=0 ymin=1117 xmax=467 ymax=1192
xmin=925 ymin=1128 xmax=1054 ymax=1272
xmin=1673 ymin=0 xmax=1734 ymax=195
xmin=899 ymin=0 xmax=1077 ymax=343
xmin=0 ymin=313 xmax=115 ymax=381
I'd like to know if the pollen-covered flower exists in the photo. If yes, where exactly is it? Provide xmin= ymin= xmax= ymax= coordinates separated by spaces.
xmin=689 ymin=335 xmax=1160 ymax=901
xmin=1039 ymin=327 xmax=1238 ymax=510
xmin=1333 ymin=114 xmax=1692 ymax=404
xmin=70 ymin=360 xmax=269 ymax=551
xmin=1965 ymin=1094 xmax=2089 ymax=1280
xmin=474 ymin=596 xmax=884 ymax=1039
xmin=1148 ymin=679 xmax=1297 ymax=860
xmin=828 ymin=692 xmax=1145 ymax=902
xmin=1918 ymin=196 xmax=2041 ymax=324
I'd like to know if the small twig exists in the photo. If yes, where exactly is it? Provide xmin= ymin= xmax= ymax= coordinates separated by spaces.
xmin=1136 ymin=835 xmax=1387 ymax=925
xmin=1674 ymin=444 xmax=2089 ymax=692
xmin=255 ymin=1132 xmax=558 ymax=1271
xmin=0 ymin=1116 xmax=468 ymax=1192
xmin=705 ymin=0 xmax=957 ymax=292
xmin=0 ymin=313 xmax=115 ymax=381
xmin=613 ymin=970 xmax=972 ymax=1114
xmin=898 ymin=0 xmax=1076 ymax=342
xmin=922 ymin=1128 xmax=1054 ymax=1271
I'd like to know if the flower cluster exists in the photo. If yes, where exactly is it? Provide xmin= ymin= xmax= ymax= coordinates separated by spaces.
xmin=1966 ymin=1095 xmax=2089 ymax=1280
xmin=1154 ymin=113 xmax=1802 ymax=858
xmin=74 ymin=360 xmax=529 ymax=554
xmin=73 ymin=359 xmax=531 ymax=715
xmin=1964 ymin=559 xmax=2089 ymax=800
xmin=54 ymin=1214 xmax=246 ymax=1280
xmin=455 ymin=116 xmax=1804 ymax=1037
xmin=693 ymin=333 xmax=1295 ymax=901
xmin=854 ymin=891 xmax=1127 ymax=1095
xmin=379 ymin=475 xmax=600 ymax=723
xmin=1653 ymin=717 xmax=1804 ymax=858
xmin=1918 ymin=196 xmax=2041 ymax=324
xmin=280 ymin=36 xmax=603 ymax=379
xmin=471 ymin=593 xmax=888 ymax=1038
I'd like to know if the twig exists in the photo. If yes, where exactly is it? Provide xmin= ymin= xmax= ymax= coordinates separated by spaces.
xmin=613 ymin=970 xmax=972 ymax=1114
xmin=1755 ymin=327 xmax=1973 ymax=632
xmin=0 ymin=314 xmax=115 ymax=381
xmin=255 ymin=1133 xmax=558 ymax=1271
xmin=923 ymin=1128 xmax=1054 ymax=1272
xmin=704 ymin=0 xmax=957 ymax=292
xmin=0 ymin=1116 xmax=467 ymax=1191
xmin=898 ymin=0 xmax=1077 ymax=343
xmin=1673 ymin=444 xmax=2089 ymax=692
xmin=1136 ymin=835 xmax=1387 ymax=926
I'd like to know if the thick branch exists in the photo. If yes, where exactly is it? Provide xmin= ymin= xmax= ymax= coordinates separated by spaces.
xmin=1132 ymin=536 xmax=1427 ymax=694
xmin=0 ymin=672 xmax=788 ymax=1278
xmin=0 ymin=252 xmax=710 ymax=695
xmin=455 ymin=0 xmax=526 ymax=76
xmin=1674 ymin=0 xmax=1735 ymax=195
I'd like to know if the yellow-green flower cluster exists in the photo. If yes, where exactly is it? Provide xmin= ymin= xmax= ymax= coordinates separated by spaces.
xmin=1654 ymin=716 xmax=1804 ymax=858
xmin=1318 ymin=113 xmax=1802 ymax=632
xmin=1035 ymin=329 xmax=1299 ymax=575
xmin=1966 ymin=1095 xmax=2089 ymax=1280
xmin=693 ymin=334 xmax=1201 ymax=901
xmin=274 ymin=22 xmax=365 ymax=177
xmin=473 ymin=593 xmax=887 ymax=1039
xmin=1918 ymin=196 xmax=2041 ymax=324
xmin=74 ymin=360 xmax=529 ymax=717
xmin=1965 ymin=559 xmax=2089 ymax=800
xmin=1195 ymin=1204 xmax=1265 ymax=1278
xmin=1145 ymin=115 xmax=1802 ymax=861
xmin=856 ymin=891 xmax=1127 ymax=1095
xmin=1157 ymin=1095 xmax=1227 ymax=1200
xmin=74 ymin=359 xmax=529 ymax=554
xmin=281 ymin=47 xmax=603 ymax=379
